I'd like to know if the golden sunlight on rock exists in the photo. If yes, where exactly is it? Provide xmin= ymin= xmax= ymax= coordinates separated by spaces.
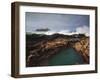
xmin=74 ymin=42 xmax=82 ymax=52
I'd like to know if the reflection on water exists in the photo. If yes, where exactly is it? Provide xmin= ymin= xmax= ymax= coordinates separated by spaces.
xmin=48 ymin=48 xmax=84 ymax=66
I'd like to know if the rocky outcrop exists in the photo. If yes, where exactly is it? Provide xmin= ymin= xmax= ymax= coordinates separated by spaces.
xmin=72 ymin=38 xmax=89 ymax=64
xmin=26 ymin=33 xmax=89 ymax=67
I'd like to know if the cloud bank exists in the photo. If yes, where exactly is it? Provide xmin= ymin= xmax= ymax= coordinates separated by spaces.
xmin=33 ymin=25 xmax=89 ymax=36
xmin=76 ymin=26 xmax=89 ymax=36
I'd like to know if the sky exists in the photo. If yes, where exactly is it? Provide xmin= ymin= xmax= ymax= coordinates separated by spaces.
xmin=25 ymin=12 xmax=90 ymax=36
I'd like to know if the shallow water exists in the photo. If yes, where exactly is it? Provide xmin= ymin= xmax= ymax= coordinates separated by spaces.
xmin=48 ymin=48 xmax=84 ymax=66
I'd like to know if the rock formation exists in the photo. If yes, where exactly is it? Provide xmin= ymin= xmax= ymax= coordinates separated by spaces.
xmin=26 ymin=33 xmax=89 ymax=67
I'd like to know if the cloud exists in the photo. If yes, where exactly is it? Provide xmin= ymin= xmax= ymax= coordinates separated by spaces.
xmin=44 ymin=30 xmax=70 ymax=35
xmin=58 ymin=30 xmax=70 ymax=34
xmin=58 ymin=26 xmax=89 ymax=36
xmin=37 ymin=30 xmax=70 ymax=35
xmin=45 ymin=31 xmax=56 ymax=35
xmin=76 ymin=25 xmax=89 ymax=36
xmin=32 ymin=25 xmax=89 ymax=36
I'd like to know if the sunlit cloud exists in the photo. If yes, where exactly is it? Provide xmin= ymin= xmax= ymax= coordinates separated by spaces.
xmin=32 ymin=25 xmax=89 ymax=36
xmin=76 ymin=25 xmax=89 ymax=36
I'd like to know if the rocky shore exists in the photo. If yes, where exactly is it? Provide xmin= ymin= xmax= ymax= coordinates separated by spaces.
xmin=26 ymin=33 xmax=89 ymax=67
